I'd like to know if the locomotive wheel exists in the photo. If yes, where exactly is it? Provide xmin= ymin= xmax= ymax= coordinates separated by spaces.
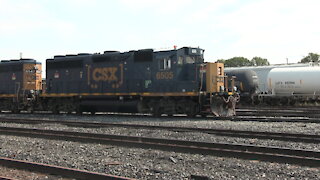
xmin=186 ymin=103 xmax=197 ymax=117
xmin=75 ymin=107 xmax=83 ymax=115
xmin=52 ymin=109 xmax=59 ymax=114
xmin=12 ymin=109 xmax=20 ymax=114
xmin=153 ymin=108 xmax=162 ymax=117
xmin=152 ymin=106 xmax=162 ymax=117
xmin=186 ymin=104 xmax=197 ymax=117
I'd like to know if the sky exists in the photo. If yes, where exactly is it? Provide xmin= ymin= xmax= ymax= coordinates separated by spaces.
xmin=0 ymin=0 xmax=319 ymax=69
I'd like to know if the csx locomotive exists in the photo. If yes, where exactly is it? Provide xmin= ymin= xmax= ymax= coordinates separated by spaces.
xmin=0 ymin=47 xmax=238 ymax=116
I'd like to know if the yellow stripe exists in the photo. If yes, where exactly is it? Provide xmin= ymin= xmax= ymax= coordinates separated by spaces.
xmin=141 ymin=92 xmax=198 ymax=96
xmin=0 ymin=94 xmax=15 ymax=98
xmin=41 ymin=92 xmax=199 ymax=97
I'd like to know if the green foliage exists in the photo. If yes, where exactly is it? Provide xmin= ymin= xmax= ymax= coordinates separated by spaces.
xmin=215 ymin=56 xmax=270 ymax=67
xmin=300 ymin=53 xmax=320 ymax=63
xmin=216 ymin=59 xmax=226 ymax=64
xmin=251 ymin=57 xmax=270 ymax=66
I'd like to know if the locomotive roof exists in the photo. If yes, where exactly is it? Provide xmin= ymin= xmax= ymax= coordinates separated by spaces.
xmin=48 ymin=47 xmax=204 ymax=61
xmin=0 ymin=59 xmax=40 ymax=65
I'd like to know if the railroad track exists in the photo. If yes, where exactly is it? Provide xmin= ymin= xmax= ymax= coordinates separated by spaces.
xmin=0 ymin=126 xmax=319 ymax=167
xmin=230 ymin=116 xmax=319 ymax=123
xmin=0 ymin=117 xmax=320 ymax=143
xmin=0 ymin=176 xmax=16 ymax=180
xmin=236 ymin=109 xmax=320 ymax=118
xmin=1 ymin=109 xmax=320 ymax=121
xmin=0 ymin=156 xmax=133 ymax=180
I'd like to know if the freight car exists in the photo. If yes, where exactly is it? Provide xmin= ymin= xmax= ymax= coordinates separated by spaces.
xmin=260 ymin=66 xmax=320 ymax=105
xmin=0 ymin=47 xmax=239 ymax=116
xmin=225 ymin=69 xmax=259 ymax=103
xmin=226 ymin=64 xmax=320 ymax=106
xmin=225 ymin=63 xmax=312 ymax=93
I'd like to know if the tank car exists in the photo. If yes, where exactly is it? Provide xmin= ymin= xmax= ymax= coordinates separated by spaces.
xmin=225 ymin=69 xmax=259 ymax=103
xmin=225 ymin=63 xmax=319 ymax=105
xmin=0 ymin=59 xmax=42 ymax=112
xmin=225 ymin=63 xmax=313 ymax=94
xmin=252 ymin=66 xmax=320 ymax=105
xmin=267 ymin=66 xmax=320 ymax=96
xmin=42 ymin=47 xmax=238 ymax=116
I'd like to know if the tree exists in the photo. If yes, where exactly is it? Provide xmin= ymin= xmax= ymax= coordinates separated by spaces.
xmin=215 ymin=56 xmax=270 ymax=67
xmin=216 ymin=59 xmax=226 ymax=64
xmin=251 ymin=57 xmax=270 ymax=66
xmin=300 ymin=53 xmax=320 ymax=63
xmin=223 ymin=57 xmax=252 ymax=67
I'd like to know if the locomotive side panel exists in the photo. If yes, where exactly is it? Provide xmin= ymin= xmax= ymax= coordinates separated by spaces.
xmin=45 ymin=47 xmax=203 ymax=95
xmin=0 ymin=61 xmax=23 ymax=95
xmin=46 ymin=56 xmax=87 ymax=94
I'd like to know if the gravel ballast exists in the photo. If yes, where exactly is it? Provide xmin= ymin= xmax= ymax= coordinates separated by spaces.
xmin=0 ymin=135 xmax=319 ymax=179
xmin=0 ymin=165 xmax=71 ymax=180
xmin=0 ymin=113 xmax=319 ymax=179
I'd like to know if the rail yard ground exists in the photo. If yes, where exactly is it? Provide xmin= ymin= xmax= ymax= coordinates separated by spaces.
xmin=0 ymin=113 xmax=319 ymax=179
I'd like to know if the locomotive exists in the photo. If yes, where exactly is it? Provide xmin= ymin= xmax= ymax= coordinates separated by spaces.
xmin=0 ymin=47 xmax=238 ymax=116
xmin=0 ymin=59 xmax=42 ymax=112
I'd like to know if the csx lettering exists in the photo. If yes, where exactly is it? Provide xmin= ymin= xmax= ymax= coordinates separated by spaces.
xmin=92 ymin=67 xmax=118 ymax=82
xmin=156 ymin=72 xmax=174 ymax=80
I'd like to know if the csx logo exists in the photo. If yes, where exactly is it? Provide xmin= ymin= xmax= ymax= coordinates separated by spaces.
xmin=92 ymin=67 xmax=118 ymax=82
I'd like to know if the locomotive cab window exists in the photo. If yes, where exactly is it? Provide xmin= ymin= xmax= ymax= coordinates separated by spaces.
xmin=178 ymin=56 xmax=184 ymax=65
xmin=185 ymin=56 xmax=195 ymax=64
xmin=159 ymin=58 xmax=171 ymax=70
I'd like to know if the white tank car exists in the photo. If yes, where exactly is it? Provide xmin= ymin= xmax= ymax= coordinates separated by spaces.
xmin=267 ymin=66 xmax=320 ymax=96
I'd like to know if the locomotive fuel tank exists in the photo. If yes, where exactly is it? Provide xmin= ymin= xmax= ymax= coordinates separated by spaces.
xmin=267 ymin=66 xmax=320 ymax=96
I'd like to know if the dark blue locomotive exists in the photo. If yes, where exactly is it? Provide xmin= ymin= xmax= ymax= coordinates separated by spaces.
xmin=42 ymin=47 xmax=237 ymax=116
xmin=0 ymin=59 xmax=42 ymax=112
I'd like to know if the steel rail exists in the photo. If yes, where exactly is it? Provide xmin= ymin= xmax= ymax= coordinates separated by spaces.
xmin=2 ymin=110 xmax=320 ymax=122
xmin=0 ymin=176 xmax=17 ymax=180
xmin=0 ymin=117 xmax=320 ymax=143
xmin=0 ymin=126 xmax=319 ymax=167
xmin=0 ymin=157 xmax=134 ymax=180
xmin=236 ymin=111 xmax=320 ymax=118
xmin=230 ymin=116 xmax=320 ymax=123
